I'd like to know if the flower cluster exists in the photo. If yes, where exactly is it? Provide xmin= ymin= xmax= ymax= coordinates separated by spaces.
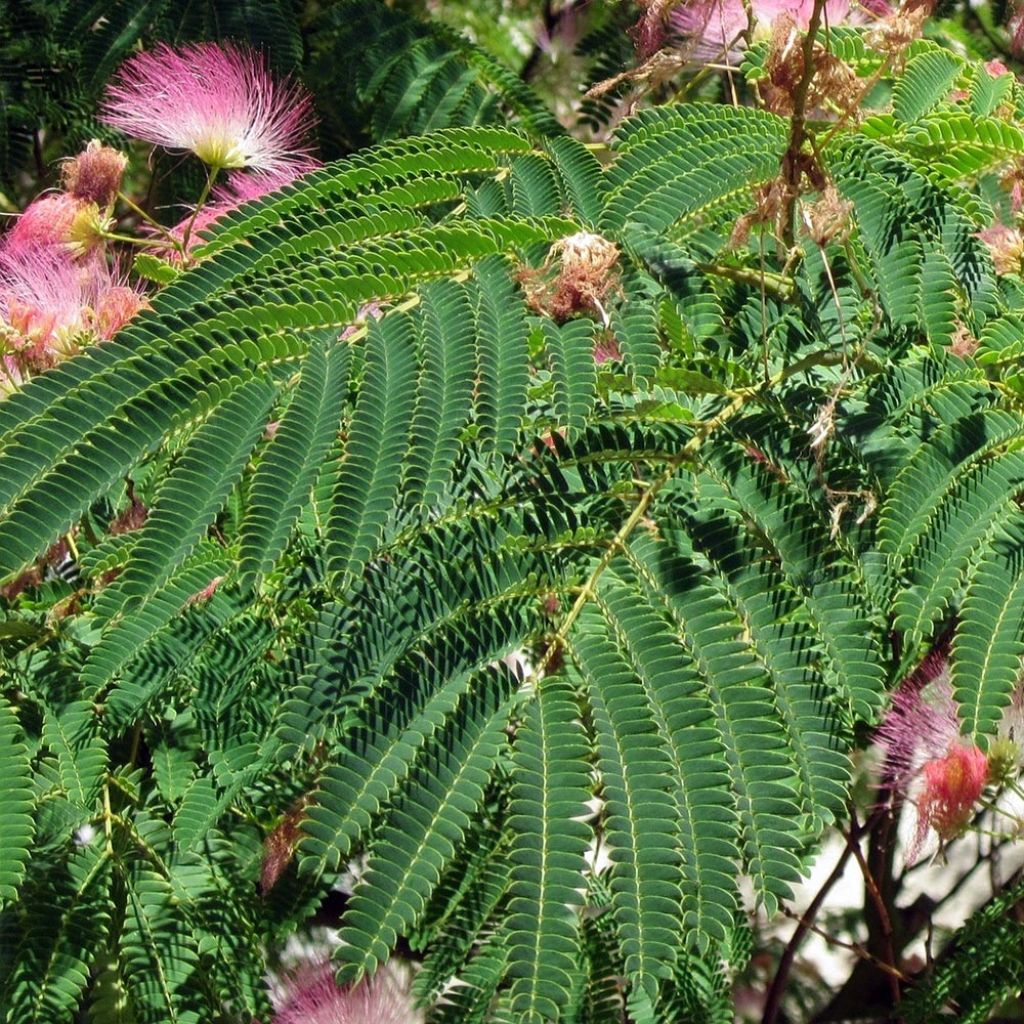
xmin=0 ymin=137 xmax=144 ymax=390
xmin=2 ymin=41 xmax=321 ymax=396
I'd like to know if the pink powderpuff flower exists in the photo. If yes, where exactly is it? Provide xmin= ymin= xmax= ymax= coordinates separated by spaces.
xmin=0 ymin=245 xmax=91 ymax=365
xmin=270 ymin=958 xmax=423 ymax=1024
xmin=876 ymin=669 xmax=990 ymax=861
xmin=0 ymin=247 xmax=146 ymax=368
xmin=977 ymin=222 xmax=1024 ymax=276
xmin=100 ymin=42 xmax=317 ymax=175
xmin=918 ymin=744 xmax=988 ymax=843
xmin=3 ymin=194 xmax=87 ymax=253
xmin=92 ymin=281 xmax=148 ymax=340
xmin=669 ymin=0 xmax=888 ymax=60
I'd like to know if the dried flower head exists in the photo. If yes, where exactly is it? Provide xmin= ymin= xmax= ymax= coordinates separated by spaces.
xmin=271 ymin=958 xmax=423 ymax=1024
xmin=802 ymin=184 xmax=854 ymax=246
xmin=977 ymin=222 xmax=1024 ymax=276
xmin=864 ymin=1 xmax=932 ymax=70
xmin=948 ymin=322 xmax=979 ymax=359
xmin=520 ymin=231 xmax=620 ymax=323
xmin=757 ymin=13 xmax=861 ymax=117
xmin=261 ymin=798 xmax=310 ymax=895
xmin=61 ymin=140 xmax=128 ymax=208
xmin=101 ymin=42 xmax=316 ymax=174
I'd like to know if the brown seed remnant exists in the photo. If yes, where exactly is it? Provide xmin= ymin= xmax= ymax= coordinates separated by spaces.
xmin=261 ymin=799 xmax=310 ymax=895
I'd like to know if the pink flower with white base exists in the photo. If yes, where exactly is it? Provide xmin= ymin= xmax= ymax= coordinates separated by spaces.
xmin=0 ymin=247 xmax=146 ymax=372
xmin=100 ymin=42 xmax=316 ymax=175
xmin=0 ymin=246 xmax=91 ymax=364
xmin=270 ymin=959 xmax=422 ymax=1024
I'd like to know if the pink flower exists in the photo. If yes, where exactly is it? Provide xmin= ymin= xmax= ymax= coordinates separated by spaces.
xmin=92 ymin=282 xmax=147 ymax=340
xmin=0 ymin=246 xmax=91 ymax=364
xmin=0 ymin=247 xmax=146 ymax=369
xmin=3 ymin=194 xmax=86 ymax=252
xmin=876 ymin=667 xmax=990 ymax=860
xmin=918 ymin=744 xmax=988 ymax=843
xmin=270 ymin=959 xmax=422 ymax=1024
xmin=100 ymin=42 xmax=317 ymax=174
xmin=669 ymin=0 xmax=888 ymax=59
xmin=977 ymin=222 xmax=1024 ymax=275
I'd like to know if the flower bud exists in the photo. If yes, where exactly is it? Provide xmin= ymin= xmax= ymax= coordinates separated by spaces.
xmin=61 ymin=140 xmax=128 ymax=208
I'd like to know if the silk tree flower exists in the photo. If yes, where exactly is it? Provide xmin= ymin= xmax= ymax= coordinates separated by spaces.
xmin=876 ymin=670 xmax=991 ymax=861
xmin=0 ymin=247 xmax=146 ymax=372
xmin=669 ymin=0 xmax=889 ymax=61
xmin=0 ymin=245 xmax=91 ymax=365
xmin=100 ymin=42 xmax=316 ymax=175
xmin=3 ymin=194 xmax=88 ymax=253
xmin=269 ymin=958 xmax=423 ymax=1024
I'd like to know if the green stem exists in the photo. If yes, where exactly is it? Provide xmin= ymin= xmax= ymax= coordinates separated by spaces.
xmin=180 ymin=165 xmax=220 ymax=254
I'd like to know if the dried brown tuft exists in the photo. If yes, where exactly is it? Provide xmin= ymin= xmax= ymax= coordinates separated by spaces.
xmin=948 ymin=322 xmax=979 ymax=359
xmin=759 ymin=15 xmax=860 ymax=118
xmin=261 ymin=798 xmax=310 ymax=894
xmin=865 ymin=2 xmax=932 ymax=71
xmin=802 ymin=184 xmax=854 ymax=246
xmin=520 ymin=231 xmax=620 ymax=322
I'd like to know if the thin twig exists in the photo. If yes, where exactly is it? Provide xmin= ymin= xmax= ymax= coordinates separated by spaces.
xmin=780 ymin=0 xmax=829 ymax=247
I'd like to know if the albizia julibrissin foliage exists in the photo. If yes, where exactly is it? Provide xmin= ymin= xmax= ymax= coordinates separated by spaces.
xmin=8 ymin=1 xmax=1024 ymax=1022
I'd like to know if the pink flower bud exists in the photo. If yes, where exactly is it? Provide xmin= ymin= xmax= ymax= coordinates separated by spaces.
xmin=62 ymin=140 xmax=128 ymax=208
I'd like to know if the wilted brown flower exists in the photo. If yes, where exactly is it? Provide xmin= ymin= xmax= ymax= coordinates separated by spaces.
xmin=864 ymin=1 xmax=932 ymax=70
xmin=260 ymin=798 xmax=310 ymax=895
xmin=759 ymin=14 xmax=860 ymax=117
xmin=520 ymin=231 xmax=620 ymax=322
xmin=802 ymin=184 xmax=854 ymax=246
